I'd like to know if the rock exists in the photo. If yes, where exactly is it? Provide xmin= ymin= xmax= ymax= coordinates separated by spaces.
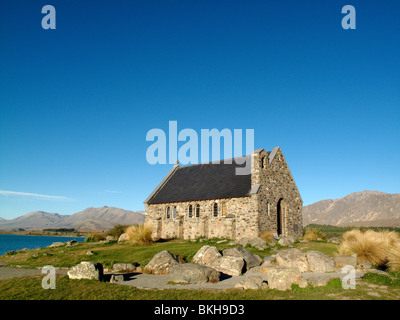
xmin=236 ymin=237 xmax=249 ymax=247
xmin=86 ymin=250 xmax=94 ymax=256
xmin=261 ymin=256 xmax=276 ymax=267
xmin=276 ymin=248 xmax=309 ymax=272
xmin=211 ymin=256 xmax=245 ymax=276
xmin=278 ymin=237 xmax=295 ymax=247
xmin=266 ymin=267 xmax=308 ymax=291
xmin=192 ymin=246 xmax=222 ymax=266
xmin=118 ymin=233 xmax=127 ymax=243
xmin=112 ymin=263 xmax=139 ymax=273
xmin=105 ymin=236 xmax=117 ymax=242
xmin=301 ymin=272 xmax=340 ymax=287
xmin=192 ymin=245 xmax=245 ymax=276
xmin=334 ymin=255 xmax=357 ymax=270
xmin=328 ymin=237 xmax=341 ymax=245
xmin=216 ymin=239 xmax=228 ymax=244
xmin=222 ymin=246 xmax=262 ymax=271
xmin=144 ymin=250 xmax=182 ymax=275
xmin=306 ymin=251 xmax=335 ymax=273
xmin=48 ymin=242 xmax=64 ymax=248
xmin=65 ymin=240 xmax=77 ymax=247
xmin=357 ymin=261 xmax=372 ymax=270
xmin=168 ymin=263 xmax=220 ymax=284
xmin=234 ymin=276 xmax=265 ymax=290
xmin=110 ymin=274 xmax=124 ymax=283
xmin=67 ymin=261 xmax=103 ymax=280
xmin=248 ymin=238 xmax=267 ymax=250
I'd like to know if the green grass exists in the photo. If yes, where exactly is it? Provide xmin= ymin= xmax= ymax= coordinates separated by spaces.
xmin=1 ymin=274 xmax=399 ymax=300
xmin=304 ymin=224 xmax=400 ymax=239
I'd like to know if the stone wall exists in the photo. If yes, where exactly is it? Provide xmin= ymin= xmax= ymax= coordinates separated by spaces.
xmin=252 ymin=148 xmax=303 ymax=238
xmin=145 ymin=195 xmax=260 ymax=240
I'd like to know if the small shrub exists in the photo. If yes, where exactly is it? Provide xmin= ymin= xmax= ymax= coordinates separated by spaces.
xmin=85 ymin=233 xmax=106 ymax=242
xmin=303 ymin=229 xmax=327 ymax=241
xmin=107 ymin=224 xmax=128 ymax=239
xmin=125 ymin=223 xmax=153 ymax=245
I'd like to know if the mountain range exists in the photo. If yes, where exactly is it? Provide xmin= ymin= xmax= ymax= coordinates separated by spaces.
xmin=0 ymin=206 xmax=145 ymax=230
xmin=1 ymin=190 xmax=399 ymax=230
xmin=303 ymin=191 xmax=400 ymax=227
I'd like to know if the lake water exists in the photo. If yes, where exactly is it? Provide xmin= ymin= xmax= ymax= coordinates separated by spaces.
xmin=0 ymin=234 xmax=86 ymax=256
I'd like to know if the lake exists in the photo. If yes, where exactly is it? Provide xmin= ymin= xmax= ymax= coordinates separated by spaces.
xmin=0 ymin=234 xmax=86 ymax=256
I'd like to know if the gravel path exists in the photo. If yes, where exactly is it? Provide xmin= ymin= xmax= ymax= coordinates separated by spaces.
xmin=0 ymin=265 xmax=68 ymax=280
xmin=117 ymin=273 xmax=249 ymax=290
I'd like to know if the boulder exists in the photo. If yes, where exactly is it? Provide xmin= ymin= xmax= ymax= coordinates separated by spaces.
xmin=334 ymin=255 xmax=357 ymax=270
xmin=48 ymin=242 xmax=64 ymax=248
xmin=112 ymin=263 xmax=139 ymax=273
xmin=144 ymin=250 xmax=182 ymax=275
xmin=266 ymin=267 xmax=308 ymax=291
xmin=86 ymin=250 xmax=94 ymax=256
xmin=192 ymin=245 xmax=245 ymax=276
xmin=234 ymin=276 xmax=265 ymax=290
xmin=110 ymin=274 xmax=124 ymax=283
xmin=248 ymin=238 xmax=267 ymax=250
xmin=222 ymin=246 xmax=262 ymax=271
xmin=278 ymin=237 xmax=295 ymax=247
xmin=192 ymin=246 xmax=222 ymax=266
xmin=301 ymin=272 xmax=340 ymax=287
xmin=118 ymin=233 xmax=127 ymax=243
xmin=328 ymin=237 xmax=341 ymax=245
xmin=306 ymin=251 xmax=335 ymax=273
xmin=236 ymin=237 xmax=249 ymax=247
xmin=168 ymin=263 xmax=220 ymax=284
xmin=276 ymin=248 xmax=309 ymax=272
xmin=67 ymin=261 xmax=103 ymax=280
xmin=261 ymin=256 xmax=276 ymax=267
xmin=211 ymin=256 xmax=245 ymax=276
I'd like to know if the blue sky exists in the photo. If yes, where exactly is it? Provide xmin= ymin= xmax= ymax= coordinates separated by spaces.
xmin=0 ymin=0 xmax=399 ymax=219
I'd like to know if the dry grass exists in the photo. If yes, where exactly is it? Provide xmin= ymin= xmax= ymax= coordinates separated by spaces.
xmin=303 ymin=229 xmax=327 ymax=241
xmin=261 ymin=231 xmax=276 ymax=242
xmin=125 ymin=223 xmax=154 ymax=245
xmin=387 ymin=243 xmax=400 ymax=272
xmin=339 ymin=229 xmax=400 ymax=267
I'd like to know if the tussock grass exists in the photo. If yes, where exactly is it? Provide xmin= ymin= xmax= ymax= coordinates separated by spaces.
xmin=125 ymin=223 xmax=154 ymax=245
xmin=387 ymin=243 xmax=400 ymax=272
xmin=303 ymin=229 xmax=327 ymax=241
xmin=261 ymin=231 xmax=276 ymax=242
xmin=339 ymin=229 xmax=400 ymax=268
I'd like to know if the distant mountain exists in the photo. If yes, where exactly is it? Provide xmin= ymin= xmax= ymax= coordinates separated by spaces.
xmin=0 ymin=207 xmax=145 ymax=230
xmin=61 ymin=206 xmax=145 ymax=230
xmin=303 ymin=191 xmax=400 ymax=227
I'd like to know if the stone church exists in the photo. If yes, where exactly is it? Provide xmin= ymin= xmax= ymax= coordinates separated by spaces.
xmin=144 ymin=147 xmax=303 ymax=240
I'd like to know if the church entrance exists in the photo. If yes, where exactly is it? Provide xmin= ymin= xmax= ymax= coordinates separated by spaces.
xmin=277 ymin=198 xmax=283 ymax=236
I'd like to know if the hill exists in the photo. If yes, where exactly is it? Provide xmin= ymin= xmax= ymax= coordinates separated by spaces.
xmin=303 ymin=191 xmax=400 ymax=227
xmin=0 ymin=207 xmax=145 ymax=230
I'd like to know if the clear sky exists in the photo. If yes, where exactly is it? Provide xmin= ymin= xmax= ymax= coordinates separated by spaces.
xmin=0 ymin=0 xmax=399 ymax=219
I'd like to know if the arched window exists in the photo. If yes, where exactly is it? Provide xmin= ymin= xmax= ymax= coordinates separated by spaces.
xmin=213 ymin=203 xmax=218 ymax=217
xmin=222 ymin=202 xmax=227 ymax=216
xmin=188 ymin=205 xmax=193 ymax=218
xmin=195 ymin=204 xmax=200 ymax=218
xmin=172 ymin=206 xmax=177 ymax=219
xmin=166 ymin=207 xmax=170 ymax=219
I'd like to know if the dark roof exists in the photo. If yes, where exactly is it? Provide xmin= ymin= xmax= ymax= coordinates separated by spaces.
xmin=146 ymin=155 xmax=255 ymax=204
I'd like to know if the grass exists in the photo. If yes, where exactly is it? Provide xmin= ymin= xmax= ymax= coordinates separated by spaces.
xmin=1 ymin=273 xmax=400 ymax=300
xmin=125 ymin=223 xmax=153 ymax=245
xmin=338 ymin=229 xmax=400 ymax=269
